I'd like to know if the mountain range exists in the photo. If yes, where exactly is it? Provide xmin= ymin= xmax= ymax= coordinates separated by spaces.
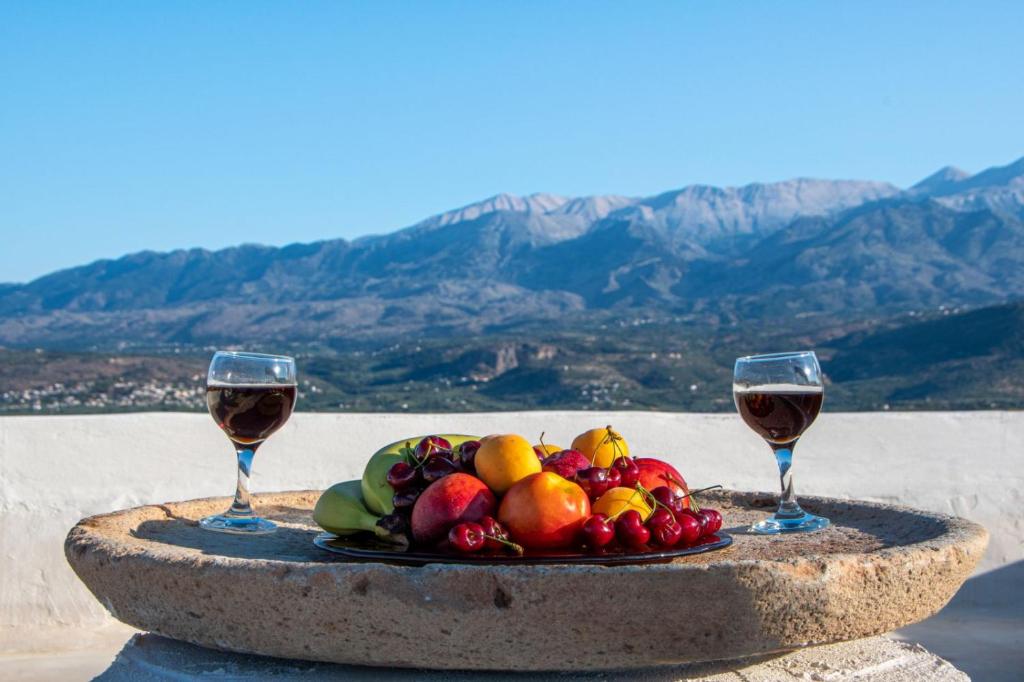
xmin=2 ymin=156 xmax=1023 ymax=348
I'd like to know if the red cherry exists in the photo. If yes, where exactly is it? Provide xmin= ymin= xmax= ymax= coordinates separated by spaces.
xmin=605 ymin=466 xmax=622 ymax=488
xmin=448 ymin=522 xmax=485 ymax=553
xmin=650 ymin=486 xmax=683 ymax=516
xmin=612 ymin=457 xmax=641 ymax=489
xmin=682 ymin=508 xmax=709 ymax=536
xmin=615 ymin=510 xmax=650 ymax=549
xmin=386 ymin=461 xmax=419 ymax=490
xmin=577 ymin=467 xmax=611 ymax=500
xmin=581 ymin=513 xmax=616 ymax=549
xmin=647 ymin=508 xmax=675 ymax=528
xmin=457 ymin=440 xmax=481 ymax=470
xmin=676 ymin=511 xmax=702 ymax=545
xmin=698 ymin=508 xmax=723 ymax=536
xmin=478 ymin=515 xmax=509 ymax=551
xmin=415 ymin=436 xmax=452 ymax=460
xmin=647 ymin=509 xmax=683 ymax=547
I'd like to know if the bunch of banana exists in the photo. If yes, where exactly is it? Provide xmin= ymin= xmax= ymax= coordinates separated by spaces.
xmin=360 ymin=434 xmax=480 ymax=514
xmin=312 ymin=481 xmax=409 ymax=547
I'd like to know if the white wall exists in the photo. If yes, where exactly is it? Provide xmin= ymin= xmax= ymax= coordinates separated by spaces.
xmin=1 ymin=411 xmax=1021 ymax=654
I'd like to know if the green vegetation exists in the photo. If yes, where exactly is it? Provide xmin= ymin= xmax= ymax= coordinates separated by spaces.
xmin=2 ymin=302 xmax=1021 ymax=414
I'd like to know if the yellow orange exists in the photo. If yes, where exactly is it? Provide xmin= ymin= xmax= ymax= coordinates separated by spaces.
xmin=592 ymin=486 xmax=652 ymax=520
xmin=571 ymin=426 xmax=630 ymax=468
xmin=475 ymin=434 xmax=542 ymax=495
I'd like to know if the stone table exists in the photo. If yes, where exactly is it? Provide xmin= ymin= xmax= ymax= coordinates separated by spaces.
xmin=66 ymin=489 xmax=986 ymax=673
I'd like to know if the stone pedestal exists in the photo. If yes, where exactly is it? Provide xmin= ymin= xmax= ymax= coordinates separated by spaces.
xmin=96 ymin=633 xmax=969 ymax=681
xmin=66 ymin=490 xmax=987 ymax=671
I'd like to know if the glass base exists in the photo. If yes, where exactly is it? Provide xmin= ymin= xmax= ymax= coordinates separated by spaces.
xmin=199 ymin=514 xmax=276 ymax=535
xmin=750 ymin=511 xmax=830 ymax=534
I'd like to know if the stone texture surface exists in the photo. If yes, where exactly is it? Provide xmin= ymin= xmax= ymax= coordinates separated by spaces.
xmin=95 ymin=634 xmax=969 ymax=681
xmin=65 ymin=489 xmax=987 ymax=672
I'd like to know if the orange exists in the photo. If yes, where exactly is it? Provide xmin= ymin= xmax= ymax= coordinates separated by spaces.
xmin=592 ymin=486 xmax=652 ymax=520
xmin=498 ymin=472 xmax=590 ymax=549
xmin=475 ymin=434 xmax=542 ymax=494
xmin=571 ymin=426 xmax=630 ymax=468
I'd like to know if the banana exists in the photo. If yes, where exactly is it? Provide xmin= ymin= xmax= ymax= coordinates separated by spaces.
xmin=313 ymin=480 xmax=408 ymax=546
xmin=360 ymin=434 xmax=480 ymax=515
xmin=313 ymin=480 xmax=381 ymax=535
xmin=360 ymin=446 xmax=410 ymax=516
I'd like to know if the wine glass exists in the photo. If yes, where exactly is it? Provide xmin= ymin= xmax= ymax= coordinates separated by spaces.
xmin=201 ymin=351 xmax=297 ymax=535
xmin=733 ymin=351 xmax=829 ymax=534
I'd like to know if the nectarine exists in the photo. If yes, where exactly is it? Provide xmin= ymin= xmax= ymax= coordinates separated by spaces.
xmin=498 ymin=472 xmax=590 ymax=549
xmin=411 ymin=473 xmax=497 ymax=545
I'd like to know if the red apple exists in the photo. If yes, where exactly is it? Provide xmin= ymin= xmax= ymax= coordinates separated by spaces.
xmin=411 ymin=473 xmax=497 ymax=545
xmin=541 ymin=449 xmax=591 ymax=479
xmin=635 ymin=458 xmax=690 ymax=508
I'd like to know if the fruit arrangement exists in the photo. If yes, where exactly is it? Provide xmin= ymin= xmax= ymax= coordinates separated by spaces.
xmin=313 ymin=427 xmax=724 ymax=557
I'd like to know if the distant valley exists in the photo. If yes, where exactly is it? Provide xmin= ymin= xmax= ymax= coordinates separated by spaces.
xmin=3 ymin=300 xmax=1022 ymax=414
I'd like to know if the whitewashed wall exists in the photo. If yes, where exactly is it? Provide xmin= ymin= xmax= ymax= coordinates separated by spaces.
xmin=1 ymin=411 xmax=1020 ymax=655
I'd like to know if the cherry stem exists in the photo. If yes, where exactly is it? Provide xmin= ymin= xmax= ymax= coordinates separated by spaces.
xmin=402 ymin=442 xmax=429 ymax=471
xmin=679 ymin=484 xmax=722 ymax=500
xmin=486 ymin=534 xmax=524 ymax=555
xmin=589 ymin=431 xmax=604 ymax=465
xmin=607 ymin=425 xmax=627 ymax=462
xmin=589 ymin=425 xmax=624 ymax=466
xmin=634 ymin=481 xmax=675 ymax=517
xmin=678 ymin=484 xmax=722 ymax=512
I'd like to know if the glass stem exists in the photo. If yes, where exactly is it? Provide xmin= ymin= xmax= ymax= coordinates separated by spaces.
xmin=771 ymin=441 xmax=805 ymax=519
xmin=228 ymin=444 xmax=260 ymax=518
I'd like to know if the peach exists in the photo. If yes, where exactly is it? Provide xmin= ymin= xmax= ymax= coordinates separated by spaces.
xmin=498 ymin=472 xmax=590 ymax=550
xmin=541 ymin=449 xmax=591 ymax=479
xmin=411 ymin=473 xmax=497 ymax=545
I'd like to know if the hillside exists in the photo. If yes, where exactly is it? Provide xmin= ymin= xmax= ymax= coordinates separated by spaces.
xmin=1 ymin=157 xmax=1023 ymax=349
xmin=3 ymin=301 xmax=1021 ymax=414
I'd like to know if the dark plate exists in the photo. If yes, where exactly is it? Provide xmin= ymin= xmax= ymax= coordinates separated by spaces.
xmin=313 ymin=531 xmax=732 ymax=565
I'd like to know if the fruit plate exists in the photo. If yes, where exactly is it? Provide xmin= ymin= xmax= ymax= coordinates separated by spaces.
xmin=312 ymin=530 xmax=732 ymax=565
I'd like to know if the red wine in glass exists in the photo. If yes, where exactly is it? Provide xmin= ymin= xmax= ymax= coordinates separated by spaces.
xmin=207 ymin=385 xmax=297 ymax=445
xmin=733 ymin=352 xmax=829 ymax=534
xmin=201 ymin=351 xmax=297 ymax=535
xmin=735 ymin=389 xmax=823 ymax=445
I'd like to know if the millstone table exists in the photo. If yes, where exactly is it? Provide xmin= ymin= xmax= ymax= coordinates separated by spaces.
xmin=66 ymin=490 xmax=986 ymax=676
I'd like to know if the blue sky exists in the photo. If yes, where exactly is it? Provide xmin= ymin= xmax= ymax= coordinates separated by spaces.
xmin=2 ymin=2 xmax=1022 ymax=283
